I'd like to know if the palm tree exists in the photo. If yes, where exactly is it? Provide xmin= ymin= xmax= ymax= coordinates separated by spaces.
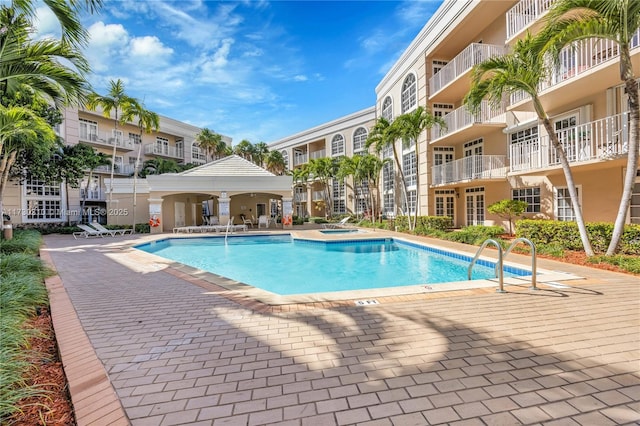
xmin=360 ymin=153 xmax=388 ymax=223
xmin=542 ymin=0 xmax=640 ymax=255
xmin=465 ymin=33 xmax=595 ymax=256
xmin=265 ymin=149 xmax=286 ymax=175
xmin=394 ymin=106 xmax=444 ymax=230
xmin=234 ymin=139 xmax=254 ymax=160
xmin=336 ymin=155 xmax=358 ymax=215
xmin=120 ymin=100 xmax=159 ymax=233
xmin=86 ymin=79 xmax=136 ymax=206
xmin=291 ymin=164 xmax=310 ymax=215
xmin=309 ymin=157 xmax=339 ymax=218
xmin=0 ymin=8 xmax=90 ymax=108
xmin=253 ymin=142 xmax=269 ymax=167
xmin=0 ymin=105 xmax=56 ymax=223
xmin=366 ymin=117 xmax=408 ymax=221
xmin=140 ymin=158 xmax=181 ymax=176
xmin=194 ymin=128 xmax=222 ymax=162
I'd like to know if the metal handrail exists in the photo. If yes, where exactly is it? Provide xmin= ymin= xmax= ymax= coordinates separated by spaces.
xmin=468 ymin=239 xmax=505 ymax=293
xmin=503 ymin=238 xmax=537 ymax=290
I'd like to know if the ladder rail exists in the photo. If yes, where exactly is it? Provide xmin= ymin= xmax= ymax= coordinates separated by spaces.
xmin=467 ymin=239 xmax=505 ymax=293
xmin=503 ymin=237 xmax=537 ymax=290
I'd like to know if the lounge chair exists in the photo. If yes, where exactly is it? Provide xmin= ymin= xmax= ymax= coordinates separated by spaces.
xmin=322 ymin=216 xmax=351 ymax=229
xmin=258 ymin=215 xmax=269 ymax=229
xmin=242 ymin=215 xmax=254 ymax=228
xmin=89 ymin=222 xmax=132 ymax=236
xmin=73 ymin=224 xmax=107 ymax=239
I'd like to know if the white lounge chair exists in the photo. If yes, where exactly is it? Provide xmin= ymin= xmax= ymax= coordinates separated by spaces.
xmin=73 ymin=224 xmax=107 ymax=239
xmin=258 ymin=215 xmax=269 ymax=229
xmin=90 ymin=222 xmax=132 ymax=236
xmin=241 ymin=215 xmax=254 ymax=228
xmin=322 ymin=216 xmax=351 ymax=229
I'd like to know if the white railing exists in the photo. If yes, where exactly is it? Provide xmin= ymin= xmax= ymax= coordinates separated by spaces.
xmin=293 ymin=153 xmax=308 ymax=166
xmin=295 ymin=192 xmax=308 ymax=202
xmin=79 ymin=131 xmax=135 ymax=150
xmin=510 ymin=31 xmax=640 ymax=105
xmin=510 ymin=112 xmax=630 ymax=172
xmin=431 ymin=101 xmax=505 ymax=141
xmin=143 ymin=143 xmax=184 ymax=159
xmin=506 ymin=0 xmax=552 ymax=40
xmin=80 ymin=188 xmax=105 ymax=200
xmin=310 ymin=149 xmax=326 ymax=160
xmin=429 ymin=43 xmax=506 ymax=94
xmin=432 ymin=155 xmax=508 ymax=185
xmin=94 ymin=164 xmax=136 ymax=175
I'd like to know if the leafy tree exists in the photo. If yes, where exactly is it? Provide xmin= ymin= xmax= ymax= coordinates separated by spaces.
xmin=394 ymin=106 xmax=444 ymax=230
xmin=234 ymin=139 xmax=254 ymax=160
xmin=86 ymin=79 xmax=136 ymax=205
xmin=359 ymin=154 xmax=388 ymax=223
xmin=487 ymin=199 xmax=528 ymax=236
xmin=291 ymin=164 xmax=310 ymax=215
xmin=464 ymin=33 xmax=595 ymax=256
xmin=140 ymin=158 xmax=181 ymax=176
xmin=543 ymin=0 xmax=640 ymax=255
xmin=253 ymin=142 xmax=269 ymax=167
xmin=308 ymin=157 xmax=339 ymax=218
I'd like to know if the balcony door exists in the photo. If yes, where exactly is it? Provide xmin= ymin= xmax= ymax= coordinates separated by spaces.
xmin=463 ymin=139 xmax=483 ymax=180
xmin=631 ymin=171 xmax=640 ymax=224
xmin=433 ymin=147 xmax=454 ymax=185
xmin=465 ymin=187 xmax=484 ymax=226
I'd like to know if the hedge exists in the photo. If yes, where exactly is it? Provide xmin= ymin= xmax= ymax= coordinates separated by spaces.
xmin=516 ymin=219 xmax=640 ymax=255
xmin=393 ymin=216 xmax=453 ymax=233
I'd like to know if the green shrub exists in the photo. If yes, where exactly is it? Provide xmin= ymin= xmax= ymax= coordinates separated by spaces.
xmin=0 ymin=230 xmax=42 ymax=254
xmin=443 ymin=225 xmax=505 ymax=245
xmin=587 ymin=255 xmax=640 ymax=274
xmin=308 ymin=217 xmax=328 ymax=224
xmin=536 ymin=243 xmax=566 ymax=257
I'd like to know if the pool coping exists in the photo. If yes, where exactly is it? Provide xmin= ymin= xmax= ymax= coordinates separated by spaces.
xmin=125 ymin=229 xmax=584 ymax=306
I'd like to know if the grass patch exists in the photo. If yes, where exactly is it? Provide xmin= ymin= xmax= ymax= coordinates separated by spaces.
xmin=587 ymin=255 xmax=640 ymax=274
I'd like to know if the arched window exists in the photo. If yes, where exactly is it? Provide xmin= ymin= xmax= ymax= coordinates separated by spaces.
xmin=381 ymin=96 xmax=393 ymax=121
xmin=331 ymin=134 xmax=345 ymax=157
xmin=401 ymin=74 xmax=417 ymax=113
xmin=353 ymin=127 xmax=368 ymax=154
xmin=281 ymin=150 xmax=289 ymax=168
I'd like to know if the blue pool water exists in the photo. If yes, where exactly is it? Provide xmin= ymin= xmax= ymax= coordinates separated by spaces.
xmin=135 ymin=235 xmax=529 ymax=295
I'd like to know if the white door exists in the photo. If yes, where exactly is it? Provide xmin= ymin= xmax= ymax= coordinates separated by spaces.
xmin=465 ymin=189 xmax=485 ymax=226
xmin=631 ymin=175 xmax=640 ymax=224
xmin=174 ymin=202 xmax=186 ymax=227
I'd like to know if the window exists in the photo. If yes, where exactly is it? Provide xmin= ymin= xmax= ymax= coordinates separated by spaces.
xmin=129 ymin=132 xmax=141 ymax=145
xmin=332 ymin=180 xmax=346 ymax=215
xmin=383 ymin=193 xmax=394 ymax=217
xmin=383 ymin=161 xmax=394 ymax=191
xmin=332 ymin=179 xmax=345 ymax=198
xmin=432 ymin=60 xmax=448 ymax=76
xmin=512 ymin=187 xmax=541 ymax=213
xmin=353 ymin=127 xmax=368 ymax=153
xmin=401 ymin=74 xmax=417 ymax=113
xmin=156 ymin=137 xmax=169 ymax=154
xmin=403 ymin=152 xmax=417 ymax=187
xmin=382 ymin=96 xmax=393 ymax=121
xmin=465 ymin=187 xmax=485 ymax=226
xmin=192 ymin=144 xmax=206 ymax=162
xmin=281 ymin=150 xmax=289 ymax=168
xmin=331 ymin=134 xmax=345 ymax=157
xmin=355 ymin=198 xmax=367 ymax=215
xmin=333 ymin=199 xmax=346 ymax=214
xmin=23 ymin=177 xmax=64 ymax=222
xmin=432 ymin=103 xmax=454 ymax=119
xmin=509 ymin=126 xmax=538 ymax=144
xmin=79 ymin=119 xmax=98 ymax=141
xmin=556 ymin=187 xmax=580 ymax=221
xmin=407 ymin=190 xmax=417 ymax=214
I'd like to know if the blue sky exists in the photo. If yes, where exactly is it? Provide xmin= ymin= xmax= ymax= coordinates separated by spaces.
xmin=37 ymin=0 xmax=443 ymax=145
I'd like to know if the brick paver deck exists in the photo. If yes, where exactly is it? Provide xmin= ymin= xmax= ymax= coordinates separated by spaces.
xmin=42 ymin=232 xmax=639 ymax=425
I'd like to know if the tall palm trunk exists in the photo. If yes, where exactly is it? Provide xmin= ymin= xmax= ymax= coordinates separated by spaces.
xmin=391 ymin=143 xmax=410 ymax=227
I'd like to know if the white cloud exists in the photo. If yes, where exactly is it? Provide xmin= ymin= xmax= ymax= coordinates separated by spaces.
xmin=130 ymin=36 xmax=174 ymax=61
xmin=293 ymin=75 xmax=307 ymax=82
xmin=85 ymin=22 xmax=129 ymax=72
xmin=33 ymin=6 xmax=61 ymax=39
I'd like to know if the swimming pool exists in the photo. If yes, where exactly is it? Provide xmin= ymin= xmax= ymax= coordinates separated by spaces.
xmin=135 ymin=235 xmax=530 ymax=295
xmin=319 ymin=229 xmax=363 ymax=234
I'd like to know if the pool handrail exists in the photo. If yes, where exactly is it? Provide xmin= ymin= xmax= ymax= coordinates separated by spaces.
xmin=503 ymin=237 xmax=537 ymax=290
xmin=468 ymin=239 xmax=505 ymax=293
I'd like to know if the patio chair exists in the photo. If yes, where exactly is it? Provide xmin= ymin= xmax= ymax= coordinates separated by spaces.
xmin=258 ymin=215 xmax=269 ymax=229
xmin=73 ymin=224 xmax=107 ymax=239
xmin=241 ymin=214 xmax=254 ymax=228
xmin=89 ymin=222 xmax=132 ymax=236
xmin=322 ymin=216 xmax=351 ymax=229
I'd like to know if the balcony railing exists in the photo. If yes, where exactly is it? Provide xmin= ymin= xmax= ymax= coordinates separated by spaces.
xmin=294 ymin=192 xmax=308 ymax=202
xmin=80 ymin=188 xmax=105 ymax=201
xmin=506 ymin=0 xmax=552 ymax=40
xmin=510 ymin=112 xmax=630 ymax=172
xmin=430 ymin=101 xmax=505 ymax=141
xmin=510 ymin=31 xmax=640 ymax=105
xmin=79 ymin=131 xmax=135 ymax=150
xmin=429 ymin=43 xmax=506 ymax=95
xmin=143 ymin=143 xmax=184 ymax=159
xmin=432 ymin=155 xmax=507 ymax=185
xmin=293 ymin=153 xmax=308 ymax=166
xmin=94 ymin=164 xmax=136 ymax=175
xmin=310 ymin=149 xmax=326 ymax=160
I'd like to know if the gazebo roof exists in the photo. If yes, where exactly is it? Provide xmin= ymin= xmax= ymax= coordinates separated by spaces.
xmin=178 ymin=155 xmax=275 ymax=177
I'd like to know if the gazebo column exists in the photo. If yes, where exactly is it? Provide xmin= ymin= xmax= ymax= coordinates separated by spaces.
xmin=218 ymin=192 xmax=231 ymax=225
xmin=148 ymin=198 xmax=163 ymax=234
xmin=282 ymin=197 xmax=293 ymax=229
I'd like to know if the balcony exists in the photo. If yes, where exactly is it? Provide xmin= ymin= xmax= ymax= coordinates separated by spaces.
xmin=310 ymin=149 xmax=326 ymax=160
xmin=510 ymin=112 xmax=630 ymax=173
xmin=94 ymin=164 xmax=136 ymax=176
xmin=506 ymin=0 xmax=552 ymax=40
xmin=431 ymin=155 xmax=508 ymax=186
xmin=429 ymin=43 xmax=506 ymax=100
xmin=293 ymin=153 xmax=308 ymax=166
xmin=430 ymin=101 xmax=506 ymax=144
xmin=294 ymin=192 xmax=308 ymax=202
xmin=80 ymin=188 xmax=105 ymax=201
xmin=143 ymin=143 xmax=184 ymax=160
xmin=510 ymin=31 xmax=640 ymax=109
xmin=79 ymin=131 xmax=135 ymax=151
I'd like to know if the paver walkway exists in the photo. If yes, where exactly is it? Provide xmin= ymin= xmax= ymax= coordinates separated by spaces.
xmin=42 ymin=233 xmax=639 ymax=426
